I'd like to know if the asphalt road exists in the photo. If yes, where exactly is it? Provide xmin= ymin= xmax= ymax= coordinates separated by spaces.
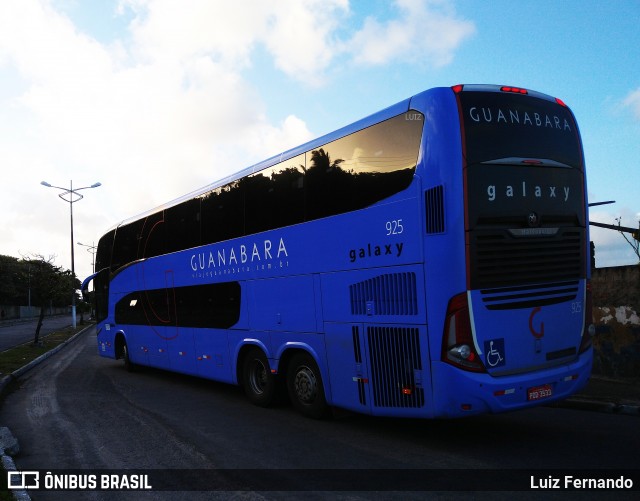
xmin=1 ymin=326 xmax=639 ymax=500
xmin=0 ymin=314 xmax=75 ymax=352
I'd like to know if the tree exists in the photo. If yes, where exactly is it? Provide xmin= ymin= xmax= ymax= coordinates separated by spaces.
xmin=0 ymin=255 xmax=24 ymax=306
xmin=22 ymin=255 xmax=78 ymax=345
xmin=0 ymin=254 xmax=78 ymax=338
xmin=615 ymin=217 xmax=640 ymax=262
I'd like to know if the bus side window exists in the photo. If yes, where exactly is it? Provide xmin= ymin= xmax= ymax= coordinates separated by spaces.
xmin=200 ymin=181 xmax=244 ymax=246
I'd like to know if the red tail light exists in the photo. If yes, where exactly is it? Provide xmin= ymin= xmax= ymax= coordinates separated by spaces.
xmin=555 ymin=97 xmax=568 ymax=107
xmin=579 ymin=281 xmax=595 ymax=353
xmin=442 ymin=293 xmax=486 ymax=372
xmin=500 ymin=86 xmax=528 ymax=95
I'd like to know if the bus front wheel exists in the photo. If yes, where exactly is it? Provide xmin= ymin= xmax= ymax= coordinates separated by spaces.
xmin=287 ymin=352 xmax=329 ymax=419
xmin=122 ymin=339 xmax=135 ymax=372
xmin=242 ymin=348 xmax=277 ymax=407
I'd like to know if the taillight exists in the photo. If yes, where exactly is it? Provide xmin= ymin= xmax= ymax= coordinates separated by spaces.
xmin=500 ymin=86 xmax=528 ymax=95
xmin=579 ymin=281 xmax=595 ymax=353
xmin=555 ymin=97 xmax=568 ymax=107
xmin=442 ymin=293 xmax=486 ymax=372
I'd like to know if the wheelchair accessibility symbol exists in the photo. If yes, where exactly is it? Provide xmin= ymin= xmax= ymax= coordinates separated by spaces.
xmin=484 ymin=338 xmax=506 ymax=368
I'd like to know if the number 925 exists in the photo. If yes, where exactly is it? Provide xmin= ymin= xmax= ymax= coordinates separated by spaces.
xmin=386 ymin=219 xmax=404 ymax=235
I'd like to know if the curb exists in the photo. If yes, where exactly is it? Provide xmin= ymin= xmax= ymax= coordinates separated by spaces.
xmin=2 ymin=449 xmax=31 ymax=501
xmin=0 ymin=324 xmax=93 ymax=398
xmin=1 ymin=325 xmax=93 ymax=501
xmin=551 ymin=397 xmax=640 ymax=416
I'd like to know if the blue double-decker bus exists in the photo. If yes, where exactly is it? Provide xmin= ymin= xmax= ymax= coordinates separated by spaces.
xmin=83 ymin=84 xmax=593 ymax=418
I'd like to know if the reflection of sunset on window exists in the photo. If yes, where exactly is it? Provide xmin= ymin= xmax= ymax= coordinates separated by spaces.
xmin=103 ymin=111 xmax=424 ymax=269
xmin=322 ymin=113 xmax=423 ymax=174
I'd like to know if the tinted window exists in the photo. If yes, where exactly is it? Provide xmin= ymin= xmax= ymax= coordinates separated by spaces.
xmin=200 ymin=180 xmax=245 ymax=245
xmin=138 ymin=211 xmax=167 ymax=261
xmin=94 ymin=268 xmax=110 ymax=323
xmin=106 ymin=111 xmax=423 ymax=270
xmin=115 ymin=281 xmax=241 ymax=329
xmin=165 ymin=199 xmax=200 ymax=253
xmin=458 ymin=92 xmax=582 ymax=168
xmin=110 ymin=220 xmax=142 ymax=271
xmin=306 ymin=112 xmax=423 ymax=220
xmin=95 ymin=230 xmax=115 ymax=272
xmin=245 ymin=154 xmax=306 ymax=235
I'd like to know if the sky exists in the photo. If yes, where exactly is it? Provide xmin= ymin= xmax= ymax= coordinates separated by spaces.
xmin=0 ymin=0 xmax=639 ymax=283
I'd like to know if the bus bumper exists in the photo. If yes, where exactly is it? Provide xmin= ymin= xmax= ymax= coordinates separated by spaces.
xmin=430 ymin=348 xmax=593 ymax=418
xmin=97 ymin=325 xmax=117 ymax=359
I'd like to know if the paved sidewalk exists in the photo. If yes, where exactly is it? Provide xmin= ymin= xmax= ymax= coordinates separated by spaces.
xmin=558 ymin=374 xmax=640 ymax=415
xmin=576 ymin=375 xmax=640 ymax=404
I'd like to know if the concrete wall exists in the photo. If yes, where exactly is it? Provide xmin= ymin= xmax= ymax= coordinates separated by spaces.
xmin=591 ymin=265 xmax=640 ymax=378
xmin=0 ymin=305 xmax=70 ymax=321
xmin=592 ymin=265 xmax=640 ymax=311
xmin=0 ymin=305 xmax=21 ymax=321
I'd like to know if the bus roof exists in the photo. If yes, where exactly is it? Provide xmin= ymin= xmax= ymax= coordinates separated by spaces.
xmin=109 ymin=83 xmax=568 ymax=231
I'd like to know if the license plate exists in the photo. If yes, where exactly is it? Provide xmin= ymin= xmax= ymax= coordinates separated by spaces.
xmin=527 ymin=384 xmax=553 ymax=401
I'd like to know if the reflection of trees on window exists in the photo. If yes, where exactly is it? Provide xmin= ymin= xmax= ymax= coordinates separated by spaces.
xmin=306 ymin=148 xmax=346 ymax=220
xmin=105 ymin=111 xmax=423 ymax=270
xmin=304 ymin=110 xmax=424 ymax=219
xmin=200 ymin=180 xmax=244 ymax=244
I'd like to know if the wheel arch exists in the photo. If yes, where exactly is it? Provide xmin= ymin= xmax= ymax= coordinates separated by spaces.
xmin=113 ymin=330 xmax=128 ymax=360
xmin=277 ymin=342 xmax=332 ymax=405
xmin=235 ymin=340 xmax=271 ymax=387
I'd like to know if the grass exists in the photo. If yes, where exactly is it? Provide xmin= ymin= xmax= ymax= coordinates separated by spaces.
xmin=1 ymin=323 xmax=93 ymax=499
xmin=0 ymin=323 xmax=92 ymax=378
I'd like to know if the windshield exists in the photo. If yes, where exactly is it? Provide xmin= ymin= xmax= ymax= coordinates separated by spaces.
xmin=458 ymin=91 xmax=582 ymax=168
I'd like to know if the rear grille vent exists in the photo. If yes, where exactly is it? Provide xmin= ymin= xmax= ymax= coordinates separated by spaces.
xmin=367 ymin=326 xmax=424 ymax=408
xmin=425 ymin=185 xmax=445 ymax=234
xmin=352 ymin=325 xmax=362 ymax=363
xmin=481 ymin=280 xmax=579 ymax=310
xmin=350 ymin=272 xmax=418 ymax=316
xmin=470 ymin=228 xmax=584 ymax=289
xmin=352 ymin=326 xmax=366 ymax=406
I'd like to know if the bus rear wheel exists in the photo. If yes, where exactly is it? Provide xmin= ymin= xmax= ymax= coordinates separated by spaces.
xmin=242 ymin=348 xmax=277 ymax=407
xmin=286 ymin=352 xmax=329 ymax=419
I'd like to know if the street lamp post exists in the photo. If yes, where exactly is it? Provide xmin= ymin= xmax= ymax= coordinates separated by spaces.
xmin=77 ymin=241 xmax=97 ymax=274
xmin=41 ymin=180 xmax=101 ymax=329
xmin=78 ymin=242 xmax=97 ymax=320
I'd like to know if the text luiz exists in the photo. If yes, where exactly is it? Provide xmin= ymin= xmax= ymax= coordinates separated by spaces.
xmin=530 ymin=475 xmax=633 ymax=489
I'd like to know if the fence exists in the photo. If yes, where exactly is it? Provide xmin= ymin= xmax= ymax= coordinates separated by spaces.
xmin=0 ymin=305 xmax=71 ymax=322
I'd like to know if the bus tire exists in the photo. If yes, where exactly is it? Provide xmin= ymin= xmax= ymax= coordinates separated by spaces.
xmin=122 ymin=339 xmax=135 ymax=372
xmin=242 ymin=348 xmax=277 ymax=407
xmin=287 ymin=352 xmax=329 ymax=419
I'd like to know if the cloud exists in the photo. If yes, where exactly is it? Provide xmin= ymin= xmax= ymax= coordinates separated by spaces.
xmin=348 ymin=0 xmax=476 ymax=67
xmin=0 ymin=0 xmax=474 ymax=280
xmin=263 ymin=0 xmax=349 ymax=85
xmin=122 ymin=0 xmax=269 ymax=67
xmin=121 ymin=0 xmax=473 ymax=83
xmin=121 ymin=0 xmax=349 ymax=85
xmin=622 ymin=88 xmax=640 ymax=120
xmin=589 ymin=208 xmax=640 ymax=268
xmin=0 ymin=0 xmax=316 ymax=279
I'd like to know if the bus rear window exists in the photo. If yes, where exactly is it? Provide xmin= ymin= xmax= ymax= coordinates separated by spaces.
xmin=457 ymin=91 xmax=582 ymax=168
